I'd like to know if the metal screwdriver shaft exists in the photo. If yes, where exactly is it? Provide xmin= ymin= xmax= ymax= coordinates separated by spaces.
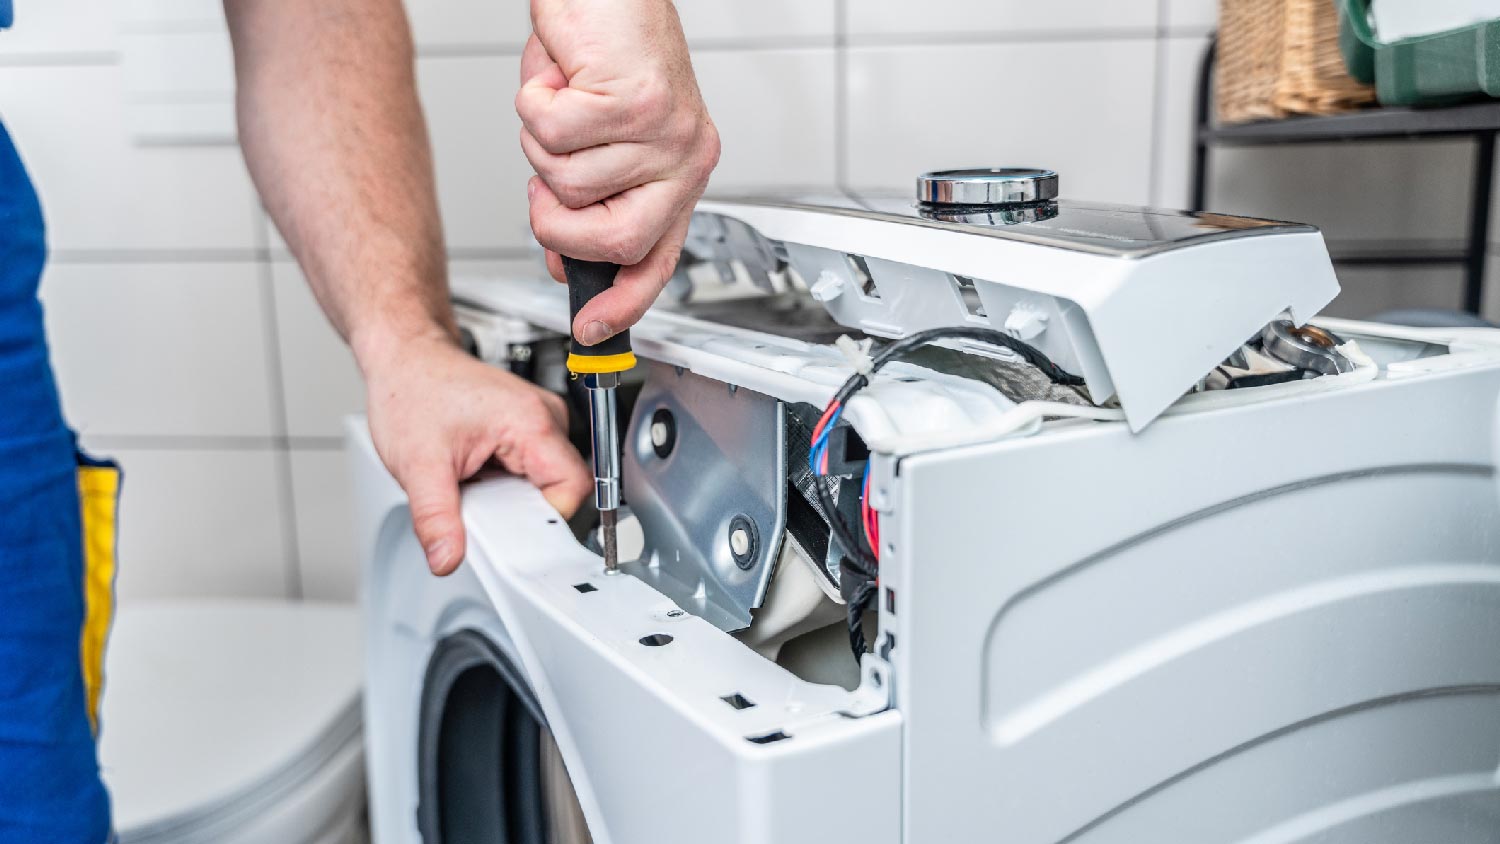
xmin=585 ymin=370 xmax=622 ymax=571
xmin=562 ymin=257 xmax=635 ymax=574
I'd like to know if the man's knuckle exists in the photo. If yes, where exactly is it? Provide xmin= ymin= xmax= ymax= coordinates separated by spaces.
xmin=517 ymin=391 xmax=547 ymax=416
xmin=529 ymin=206 xmax=562 ymax=245
xmin=513 ymin=412 xmax=554 ymax=441
xmin=602 ymin=229 xmax=651 ymax=265
xmin=528 ymin=118 xmax=568 ymax=153
xmin=520 ymin=127 xmax=551 ymax=164
xmin=631 ymin=75 xmax=674 ymax=126
xmin=699 ymin=124 xmax=722 ymax=172
xmin=513 ymin=88 xmax=532 ymax=120
xmin=552 ymin=173 xmax=593 ymax=209
xmin=505 ymin=392 xmax=546 ymax=423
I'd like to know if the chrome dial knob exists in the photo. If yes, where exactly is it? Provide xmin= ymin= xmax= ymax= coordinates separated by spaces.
xmin=917 ymin=168 xmax=1058 ymax=206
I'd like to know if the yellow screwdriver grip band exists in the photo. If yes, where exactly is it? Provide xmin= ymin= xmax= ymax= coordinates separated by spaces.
xmin=567 ymin=351 xmax=637 ymax=374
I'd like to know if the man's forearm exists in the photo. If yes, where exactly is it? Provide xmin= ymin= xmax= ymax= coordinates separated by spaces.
xmin=225 ymin=0 xmax=453 ymax=371
xmin=215 ymin=0 xmax=707 ymax=570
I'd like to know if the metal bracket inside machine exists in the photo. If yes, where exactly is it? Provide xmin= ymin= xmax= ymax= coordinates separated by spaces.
xmin=620 ymin=363 xmax=787 ymax=631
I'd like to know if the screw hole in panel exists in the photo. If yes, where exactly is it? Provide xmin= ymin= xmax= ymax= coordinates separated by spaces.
xmin=952 ymin=275 xmax=989 ymax=320
xmin=639 ymin=633 xmax=674 ymax=647
xmin=746 ymin=730 xmax=790 ymax=745
xmin=720 ymin=693 xmax=756 ymax=711
xmin=573 ymin=583 xmax=598 ymax=594
xmin=846 ymin=254 xmax=880 ymax=300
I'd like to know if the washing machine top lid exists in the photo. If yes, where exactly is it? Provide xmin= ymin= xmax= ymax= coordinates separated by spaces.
xmin=98 ymin=599 xmax=361 ymax=836
xmin=687 ymin=187 xmax=1341 ymax=429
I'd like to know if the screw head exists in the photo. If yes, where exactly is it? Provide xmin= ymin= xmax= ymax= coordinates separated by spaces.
xmin=727 ymin=515 xmax=758 ymax=570
xmin=648 ymin=408 xmax=676 ymax=458
xmin=729 ymin=527 xmax=751 ymax=557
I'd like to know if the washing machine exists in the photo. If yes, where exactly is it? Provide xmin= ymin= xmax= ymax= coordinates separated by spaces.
xmin=357 ymin=170 xmax=1500 ymax=843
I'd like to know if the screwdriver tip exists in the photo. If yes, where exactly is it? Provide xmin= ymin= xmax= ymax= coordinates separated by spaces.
xmin=600 ymin=508 xmax=619 ymax=574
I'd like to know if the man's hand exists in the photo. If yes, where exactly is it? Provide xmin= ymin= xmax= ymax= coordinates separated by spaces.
xmin=363 ymin=333 xmax=592 ymax=575
xmin=227 ymin=0 xmax=592 ymax=575
xmin=519 ymin=0 xmax=719 ymax=347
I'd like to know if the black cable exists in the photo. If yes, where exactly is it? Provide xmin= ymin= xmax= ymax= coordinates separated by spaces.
xmin=818 ymin=326 xmax=1084 ymax=657
xmin=845 ymin=578 xmax=877 ymax=658
xmin=813 ymin=474 xmax=877 ymax=579
xmin=830 ymin=326 xmax=1086 ymax=414
xmin=870 ymin=325 xmax=1085 ymax=387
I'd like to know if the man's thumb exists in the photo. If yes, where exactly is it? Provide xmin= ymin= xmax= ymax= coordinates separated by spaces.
xmin=401 ymin=460 xmax=466 ymax=576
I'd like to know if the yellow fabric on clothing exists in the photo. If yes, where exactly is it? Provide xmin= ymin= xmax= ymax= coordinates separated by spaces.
xmin=77 ymin=463 xmax=120 ymax=734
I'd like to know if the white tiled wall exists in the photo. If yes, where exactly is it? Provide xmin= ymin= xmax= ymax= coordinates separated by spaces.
xmin=42 ymin=262 xmax=277 ymax=438
xmin=0 ymin=64 xmax=259 ymax=253
xmin=268 ymin=262 xmax=365 ymax=439
xmin=844 ymin=39 xmax=1158 ymax=203
xmin=416 ymin=54 xmax=532 ymax=254
xmin=104 ymin=447 xmax=293 ymax=601
xmin=3 ymin=1 xmax=1487 ymax=603
xmin=846 ymin=0 xmax=1157 ymax=39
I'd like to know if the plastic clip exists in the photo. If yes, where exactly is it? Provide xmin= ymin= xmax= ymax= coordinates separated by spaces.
xmin=835 ymin=335 xmax=875 ymax=377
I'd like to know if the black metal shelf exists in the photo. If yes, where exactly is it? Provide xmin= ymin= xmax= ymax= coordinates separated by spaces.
xmin=1202 ymin=100 xmax=1500 ymax=145
xmin=1190 ymin=39 xmax=1496 ymax=313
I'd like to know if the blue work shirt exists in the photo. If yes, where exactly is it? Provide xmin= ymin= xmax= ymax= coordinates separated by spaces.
xmin=0 ymin=7 xmax=115 ymax=838
xmin=0 ymin=1 xmax=10 ymax=30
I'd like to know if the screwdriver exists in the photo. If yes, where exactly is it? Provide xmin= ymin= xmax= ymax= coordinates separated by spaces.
xmin=563 ymin=256 xmax=635 ymax=574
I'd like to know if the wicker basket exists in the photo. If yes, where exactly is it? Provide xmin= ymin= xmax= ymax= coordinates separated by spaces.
xmin=1216 ymin=0 xmax=1376 ymax=124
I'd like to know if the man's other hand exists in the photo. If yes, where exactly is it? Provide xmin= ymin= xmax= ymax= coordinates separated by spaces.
xmin=519 ymin=0 xmax=719 ymax=348
xmin=363 ymin=333 xmax=592 ymax=575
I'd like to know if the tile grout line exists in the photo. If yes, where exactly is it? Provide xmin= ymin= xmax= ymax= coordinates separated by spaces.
xmin=834 ymin=0 xmax=849 ymax=192
xmin=0 ymin=51 xmax=119 ymax=67
xmin=845 ymin=27 xmax=1160 ymax=49
xmin=0 ymin=37 xmax=839 ymax=70
xmin=254 ymin=208 xmax=305 ymax=601
xmin=415 ymin=35 xmax=839 ymax=59
xmin=0 ymin=29 xmax=1213 ymax=71
xmin=1147 ymin=0 xmax=1170 ymax=207
xmin=79 ymin=435 xmax=347 ymax=450
xmin=45 ymin=246 xmax=538 ymax=265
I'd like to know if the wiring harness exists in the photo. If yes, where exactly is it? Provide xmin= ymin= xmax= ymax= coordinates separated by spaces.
xmin=808 ymin=326 xmax=1087 ymax=659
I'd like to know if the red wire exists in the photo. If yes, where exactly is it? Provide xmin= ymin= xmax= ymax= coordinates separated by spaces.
xmin=811 ymin=400 xmax=841 ymax=443
xmin=816 ymin=398 xmax=881 ymax=562
xmin=861 ymin=468 xmax=880 ymax=561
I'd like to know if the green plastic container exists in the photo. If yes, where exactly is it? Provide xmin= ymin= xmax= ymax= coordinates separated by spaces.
xmin=1339 ymin=0 xmax=1500 ymax=106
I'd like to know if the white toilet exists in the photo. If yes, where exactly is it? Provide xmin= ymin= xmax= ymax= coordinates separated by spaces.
xmin=97 ymin=599 xmax=366 ymax=844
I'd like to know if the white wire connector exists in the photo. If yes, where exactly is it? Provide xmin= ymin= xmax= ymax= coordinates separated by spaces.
xmin=835 ymin=334 xmax=875 ymax=376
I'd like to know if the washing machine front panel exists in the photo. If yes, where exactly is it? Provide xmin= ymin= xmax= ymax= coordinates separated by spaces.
xmin=353 ymin=428 xmax=902 ymax=844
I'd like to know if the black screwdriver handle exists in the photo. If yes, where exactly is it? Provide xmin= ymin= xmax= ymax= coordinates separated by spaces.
xmin=563 ymin=256 xmax=635 ymax=373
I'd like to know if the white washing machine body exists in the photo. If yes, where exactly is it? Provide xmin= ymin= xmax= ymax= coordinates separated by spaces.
xmin=358 ymin=191 xmax=1500 ymax=843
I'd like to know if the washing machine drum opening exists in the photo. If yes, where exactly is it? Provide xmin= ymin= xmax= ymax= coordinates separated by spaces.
xmin=417 ymin=630 xmax=591 ymax=844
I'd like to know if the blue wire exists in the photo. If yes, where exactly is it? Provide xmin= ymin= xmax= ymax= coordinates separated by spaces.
xmin=808 ymin=404 xmax=843 ymax=474
xmin=809 ymin=437 xmax=828 ymax=474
